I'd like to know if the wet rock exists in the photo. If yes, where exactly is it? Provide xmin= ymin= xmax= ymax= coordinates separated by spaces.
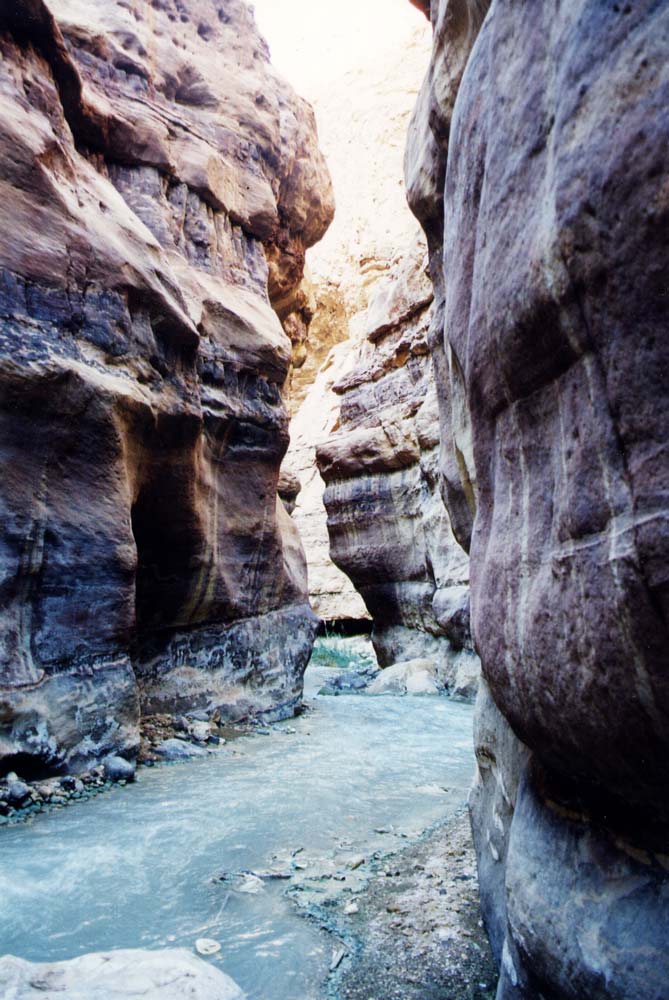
xmin=194 ymin=938 xmax=222 ymax=957
xmin=450 ymin=651 xmax=480 ymax=703
xmin=103 ymin=757 xmax=136 ymax=784
xmin=0 ymin=948 xmax=244 ymax=999
xmin=345 ymin=855 xmax=365 ymax=870
xmin=318 ymin=670 xmax=372 ymax=696
xmin=153 ymin=739 xmax=206 ymax=761
xmin=236 ymin=875 xmax=265 ymax=895
xmin=330 ymin=947 xmax=347 ymax=971
xmin=5 ymin=780 xmax=31 ymax=807
xmin=188 ymin=722 xmax=212 ymax=744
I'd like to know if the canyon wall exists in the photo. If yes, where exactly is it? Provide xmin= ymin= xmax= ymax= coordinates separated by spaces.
xmin=0 ymin=0 xmax=333 ymax=777
xmin=283 ymin=15 xmax=432 ymax=624
xmin=408 ymin=0 xmax=669 ymax=996
xmin=316 ymin=248 xmax=479 ymax=696
xmin=284 ymin=7 xmax=479 ymax=688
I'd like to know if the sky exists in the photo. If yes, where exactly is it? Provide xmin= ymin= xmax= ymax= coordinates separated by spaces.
xmin=251 ymin=0 xmax=428 ymax=99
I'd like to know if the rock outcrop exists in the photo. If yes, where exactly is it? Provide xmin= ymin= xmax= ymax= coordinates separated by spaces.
xmin=408 ymin=0 xmax=669 ymax=996
xmin=0 ymin=0 xmax=333 ymax=777
xmin=0 ymin=949 xmax=244 ymax=999
xmin=317 ymin=249 xmax=479 ymax=696
xmin=283 ymin=13 xmax=437 ymax=624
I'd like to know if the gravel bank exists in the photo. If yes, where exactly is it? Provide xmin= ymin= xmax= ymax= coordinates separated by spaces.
xmin=329 ymin=809 xmax=497 ymax=1000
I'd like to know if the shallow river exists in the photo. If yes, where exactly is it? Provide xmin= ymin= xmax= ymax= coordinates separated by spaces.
xmin=0 ymin=638 xmax=475 ymax=999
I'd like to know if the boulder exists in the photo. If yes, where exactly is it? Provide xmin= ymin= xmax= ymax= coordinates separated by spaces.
xmin=5 ymin=780 xmax=31 ymax=807
xmin=0 ymin=949 xmax=244 ymax=999
xmin=367 ymin=658 xmax=439 ymax=696
xmin=153 ymin=739 xmax=206 ymax=761
xmin=103 ymin=757 xmax=136 ymax=784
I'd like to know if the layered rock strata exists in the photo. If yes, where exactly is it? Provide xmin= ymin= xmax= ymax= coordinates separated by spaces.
xmin=282 ymin=12 xmax=431 ymax=623
xmin=408 ymin=0 xmax=669 ymax=996
xmin=0 ymin=0 xmax=333 ymax=777
xmin=316 ymin=249 xmax=479 ymax=695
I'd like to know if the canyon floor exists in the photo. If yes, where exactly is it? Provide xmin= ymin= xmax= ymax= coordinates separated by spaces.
xmin=0 ymin=640 xmax=491 ymax=1000
xmin=326 ymin=809 xmax=497 ymax=1000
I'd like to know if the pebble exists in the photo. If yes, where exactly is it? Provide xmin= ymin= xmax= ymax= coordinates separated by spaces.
xmin=330 ymin=947 xmax=347 ymax=971
xmin=195 ymin=938 xmax=221 ymax=956
xmin=346 ymin=854 xmax=365 ymax=870
xmin=236 ymin=875 xmax=264 ymax=895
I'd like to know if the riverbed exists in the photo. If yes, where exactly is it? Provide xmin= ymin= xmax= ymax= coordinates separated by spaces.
xmin=0 ymin=638 xmax=477 ymax=1000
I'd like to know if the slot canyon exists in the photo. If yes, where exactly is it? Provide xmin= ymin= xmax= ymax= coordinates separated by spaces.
xmin=0 ymin=1 xmax=667 ymax=998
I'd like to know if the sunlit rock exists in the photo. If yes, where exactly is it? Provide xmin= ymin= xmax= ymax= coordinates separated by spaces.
xmin=0 ymin=0 xmax=333 ymax=776
xmin=0 ymin=949 xmax=244 ymax=999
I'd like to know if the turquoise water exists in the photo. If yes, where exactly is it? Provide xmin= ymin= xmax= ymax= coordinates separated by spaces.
xmin=0 ymin=640 xmax=475 ymax=999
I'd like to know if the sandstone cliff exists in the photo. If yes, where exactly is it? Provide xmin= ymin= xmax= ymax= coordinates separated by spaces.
xmin=408 ymin=0 xmax=669 ymax=996
xmin=316 ymin=248 xmax=479 ymax=696
xmin=0 ymin=0 xmax=333 ymax=777
xmin=283 ymin=12 xmax=437 ymax=624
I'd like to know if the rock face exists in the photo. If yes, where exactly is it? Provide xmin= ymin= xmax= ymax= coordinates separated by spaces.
xmin=0 ymin=949 xmax=244 ymax=999
xmin=316 ymin=249 xmax=479 ymax=694
xmin=282 ymin=12 xmax=431 ymax=623
xmin=0 ymin=0 xmax=333 ymax=777
xmin=408 ymin=0 xmax=669 ymax=996
xmin=287 ymin=340 xmax=371 ymax=623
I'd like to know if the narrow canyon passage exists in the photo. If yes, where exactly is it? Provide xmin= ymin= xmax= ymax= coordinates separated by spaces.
xmin=1 ymin=0 xmax=667 ymax=998
xmin=0 ymin=643 xmax=484 ymax=1000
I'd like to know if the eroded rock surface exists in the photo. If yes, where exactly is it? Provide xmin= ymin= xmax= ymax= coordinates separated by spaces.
xmin=409 ymin=0 xmax=669 ymax=996
xmin=0 ymin=0 xmax=333 ymax=777
xmin=0 ymin=949 xmax=244 ymax=999
xmin=282 ymin=13 xmax=431 ymax=623
xmin=317 ymin=250 xmax=479 ymax=694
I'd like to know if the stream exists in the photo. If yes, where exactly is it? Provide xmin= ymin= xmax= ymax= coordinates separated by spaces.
xmin=0 ymin=638 xmax=476 ymax=1000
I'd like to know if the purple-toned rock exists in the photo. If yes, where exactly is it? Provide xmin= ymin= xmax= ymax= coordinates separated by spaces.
xmin=408 ymin=0 xmax=669 ymax=996
xmin=0 ymin=0 xmax=333 ymax=777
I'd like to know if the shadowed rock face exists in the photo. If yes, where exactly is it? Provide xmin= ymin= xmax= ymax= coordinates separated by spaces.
xmin=408 ymin=0 xmax=669 ymax=996
xmin=0 ymin=0 xmax=333 ymax=776
xmin=316 ymin=249 xmax=479 ymax=696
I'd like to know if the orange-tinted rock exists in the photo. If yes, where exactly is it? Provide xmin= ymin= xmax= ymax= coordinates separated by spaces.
xmin=316 ymin=250 xmax=479 ymax=693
